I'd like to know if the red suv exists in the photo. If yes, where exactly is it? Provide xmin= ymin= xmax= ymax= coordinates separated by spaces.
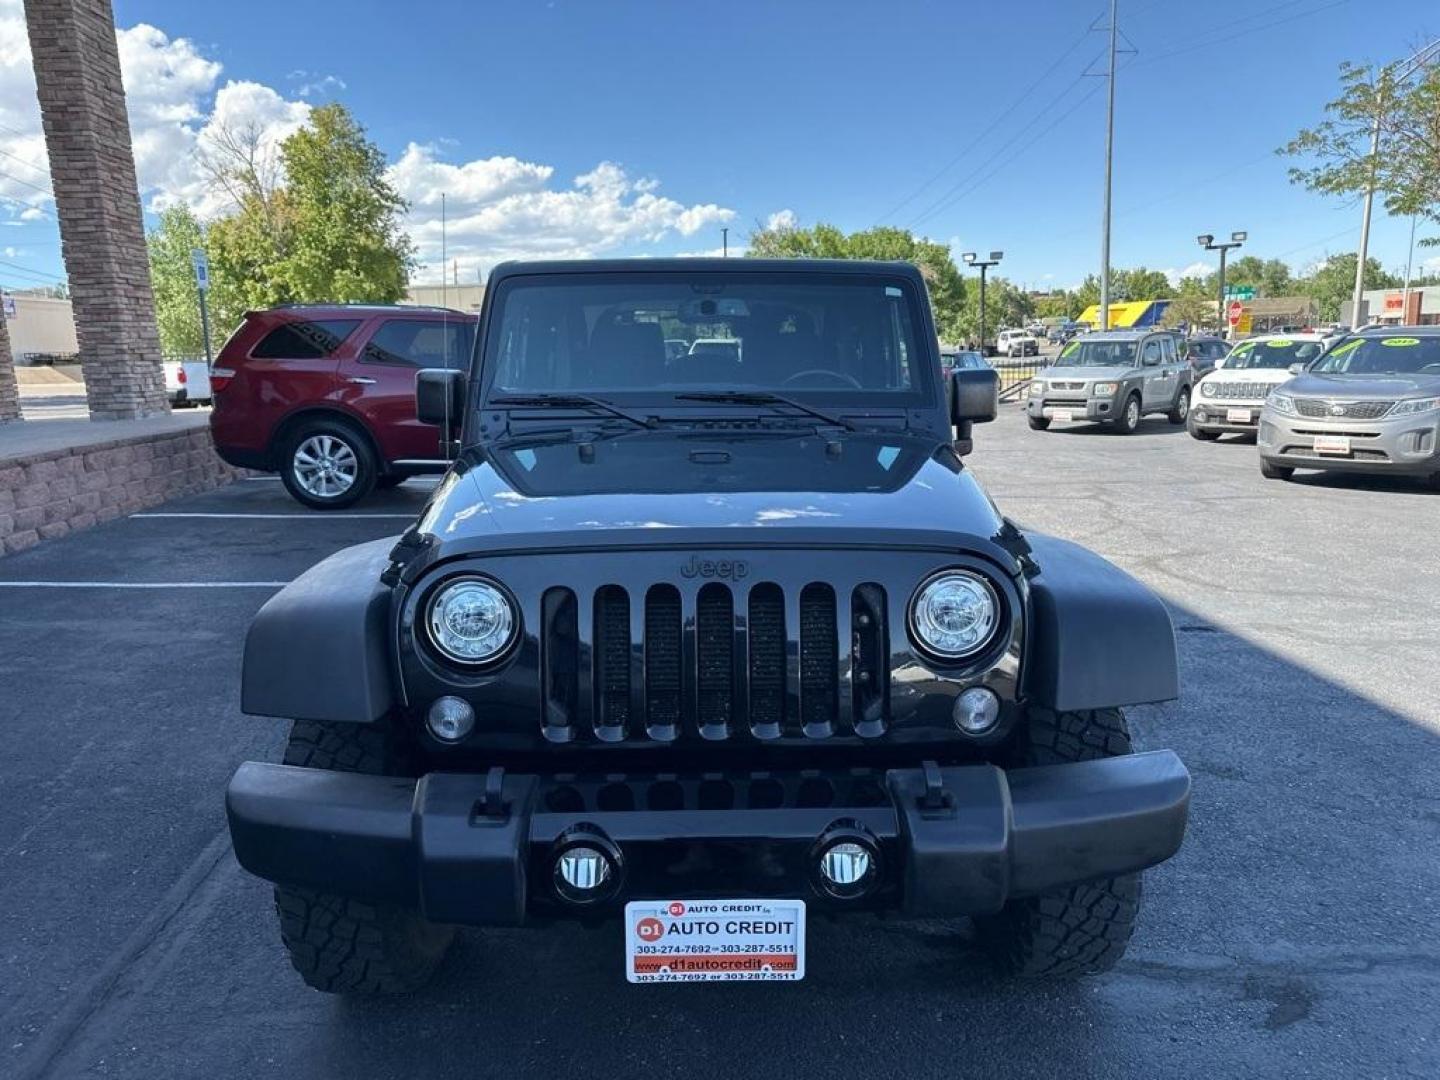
xmin=209 ymin=305 xmax=477 ymax=508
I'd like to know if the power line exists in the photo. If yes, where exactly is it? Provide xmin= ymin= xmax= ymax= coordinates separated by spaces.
xmin=878 ymin=14 xmax=1101 ymax=222
xmin=0 ymin=256 xmax=66 ymax=283
xmin=1138 ymin=0 xmax=1350 ymax=65
xmin=0 ymin=144 xmax=53 ymax=184
xmin=0 ymin=165 xmax=54 ymax=198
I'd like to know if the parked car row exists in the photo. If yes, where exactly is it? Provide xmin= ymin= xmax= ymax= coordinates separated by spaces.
xmin=1025 ymin=323 xmax=1440 ymax=490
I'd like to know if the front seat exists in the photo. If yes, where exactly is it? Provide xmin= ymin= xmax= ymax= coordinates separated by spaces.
xmin=586 ymin=316 xmax=667 ymax=388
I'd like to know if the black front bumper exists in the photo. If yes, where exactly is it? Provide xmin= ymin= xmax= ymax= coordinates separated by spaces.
xmin=226 ymin=752 xmax=1189 ymax=925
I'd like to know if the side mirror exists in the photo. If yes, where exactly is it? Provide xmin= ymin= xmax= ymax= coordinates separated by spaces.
xmin=949 ymin=367 xmax=998 ymax=456
xmin=416 ymin=367 xmax=467 ymax=440
xmin=1288 ymin=362 xmax=1306 ymax=375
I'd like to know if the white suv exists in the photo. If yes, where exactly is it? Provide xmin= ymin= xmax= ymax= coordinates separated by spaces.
xmin=1189 ymin=333 xmax=1328 ymax=440
xmin=996 ymin=329 xmax=1038 ymax=358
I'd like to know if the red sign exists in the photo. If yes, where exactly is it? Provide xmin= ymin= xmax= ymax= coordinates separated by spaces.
xmin=1383 ymin=292 xmax=1404 ymax=312
xmin=1227 ymin=301 xmax=1244 ymax=327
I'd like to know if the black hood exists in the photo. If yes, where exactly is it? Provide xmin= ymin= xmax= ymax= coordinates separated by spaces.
xmin=398 ymin=430 xmax=1012 ymax=570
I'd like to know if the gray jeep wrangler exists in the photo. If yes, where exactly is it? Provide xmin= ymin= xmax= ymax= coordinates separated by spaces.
xmin=226 ymin=259 xmax=1190 ymax=992
xmin=1029 ymin=329 xmax=1193 ymax=433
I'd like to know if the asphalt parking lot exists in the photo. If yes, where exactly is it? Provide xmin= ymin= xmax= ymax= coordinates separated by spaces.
xmin=2 ymin=406 xmax=1437 ymax=1079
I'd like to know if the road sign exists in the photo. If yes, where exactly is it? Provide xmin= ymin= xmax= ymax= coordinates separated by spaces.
xmin=191 ymin=248 xmax=210 ymax=292
xmin=1227 ymin=300 xmax=1244 ymax=327
xmin=1224 ymin=285 xmax=1255 ymax=300
xmin=1236 ymin=312 xmax=1253 ymax=335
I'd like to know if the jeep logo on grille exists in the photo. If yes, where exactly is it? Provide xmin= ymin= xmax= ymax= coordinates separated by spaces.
xmin=1329 ymin=403 xmax=1347 ymax=416
xmin=681 ymin=556 xmax=749 ymax=580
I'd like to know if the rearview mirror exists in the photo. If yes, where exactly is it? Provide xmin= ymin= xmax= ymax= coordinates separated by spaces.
xmin=949 ymin=367 xmax=998 ymax=456
xmin=416 ymin=368 xmax=467 ymax=440
xmin=1288 ymin=362 xmax=1306 ymax=375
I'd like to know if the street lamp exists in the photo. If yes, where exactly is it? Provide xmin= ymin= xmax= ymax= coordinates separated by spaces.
xmin=961 ymin=250 xmax=1003 ymax=355
xmin=1199 ymin=231 xmax=1246 ymax=337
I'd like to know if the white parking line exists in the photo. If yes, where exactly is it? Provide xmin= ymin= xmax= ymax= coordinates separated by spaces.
xmin=130 ymin=512 xmax=415 ymax=520
xmin=0 ymin=581 xmax=289 ymax=589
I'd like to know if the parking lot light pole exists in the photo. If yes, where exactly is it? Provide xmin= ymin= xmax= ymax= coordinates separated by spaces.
xmin=962 ymin=251 xmax=1003 ymax=354
xmin=1199 ymin=231 xmax=1245 ymax=337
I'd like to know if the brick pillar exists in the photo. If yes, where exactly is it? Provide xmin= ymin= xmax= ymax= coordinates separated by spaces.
xmin=0 ymin=315 xmax=20 ymax=423
xmin=24 ymin=0 xmax=169 ymax=421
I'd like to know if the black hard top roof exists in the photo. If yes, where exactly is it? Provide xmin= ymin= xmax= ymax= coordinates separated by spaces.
xmin=486 ymin=257 xmax=928 ymax=284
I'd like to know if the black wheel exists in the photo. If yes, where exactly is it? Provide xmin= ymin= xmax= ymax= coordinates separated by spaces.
xmin=272 ymin=720 xmax=455 ymax=994
xmin=1113 ymin=393 xmax=1141 ymax=434
xmin=375 ymin=474 xmax=407 ymax=490
xmin=1027 ymin=414 xmax=1051 ymax=431
xmin=279 ymin=418 xmax=377 ymax=510
xmin=975 ymin=707 xmax=1141 ymax=978
xmin=1259 ymin=458 xmax=1294 ymax=481
xmin=1167 ymin=388 xmax=1190 ymax=425
xmin=1188 ymin=422 xmax=1220 ymax=441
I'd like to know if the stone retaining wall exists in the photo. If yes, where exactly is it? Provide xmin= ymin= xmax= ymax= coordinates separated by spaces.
xmin=1 ymin=428 xmax=247 ymax=555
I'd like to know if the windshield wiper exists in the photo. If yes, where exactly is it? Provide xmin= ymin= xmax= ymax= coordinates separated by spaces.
xmin=674 ymin=391 xmax=857 ymax=431
xmin=489 ymin=393 xmax=655 ymax=429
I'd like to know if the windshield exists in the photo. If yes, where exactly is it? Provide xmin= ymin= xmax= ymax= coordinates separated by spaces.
xmin=1054 ymin=339 xmax=1137 ymax=367
xmin=484 ymin=271 xmax=930 ymax=401
xmin=1224 ymin=338 xmax=1325 ymax=371
xmin=1310 ymin=335 xmax=1440 ymax=376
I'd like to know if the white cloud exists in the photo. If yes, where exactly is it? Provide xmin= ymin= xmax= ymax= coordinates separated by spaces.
xmin=0 ymin=0 xmax=735 ymax=284
xmin=393 ymin=149 xmax=734 ymax=282
xmin=764 ymin=208 xmax=797 ymax=232
xmin=1164 ymin=261 xmax=1211 ymax=286
xmin=1423 ymin=255 xmax=1440 ymax=274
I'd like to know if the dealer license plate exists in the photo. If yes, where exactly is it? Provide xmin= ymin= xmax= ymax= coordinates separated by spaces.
xmin=1051 ymin=409 xmax=1074 ymax=422
xmin=1226 ymin=407 xmax=1252 ymax=423
xmin=1313 ymin=435 xmax=1351 ymax=455
xmin=624 ymin=899 xmax=806 ymax=983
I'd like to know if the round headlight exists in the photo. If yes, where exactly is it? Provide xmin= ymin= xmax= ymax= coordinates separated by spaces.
xmin=909 ymin=571 xmax=999 ymax=660
xmin=426 ymin=578 xmax=517 ymax=664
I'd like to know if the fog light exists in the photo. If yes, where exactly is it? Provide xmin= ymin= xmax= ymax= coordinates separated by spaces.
xmin=426 ymin=696 xmax=475 ymax=743
xmin=819 ymin=842 xmax=871 ymax=887
xmin=556 ymin=846 xmax=612 ymax=892
xmin=954 ymin=687 xmax=1001 ymax=735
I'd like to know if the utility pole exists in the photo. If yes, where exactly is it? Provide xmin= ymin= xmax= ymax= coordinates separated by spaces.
xmin=961 ymin=251 xmax=1004 ymax=354
xmin=1099 ymin=0 xmax=1118 ymax=331
xmin=1350 ymin=39 xmax=1440 ymax=328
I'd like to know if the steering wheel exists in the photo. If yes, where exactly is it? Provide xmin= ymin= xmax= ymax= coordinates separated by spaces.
xmin=782 ymin=369 xmax=863 ymax=389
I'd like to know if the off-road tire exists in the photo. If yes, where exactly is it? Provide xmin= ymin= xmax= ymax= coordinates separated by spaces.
xmin=1259 ymin=458 xmax=1294 ymax=481
xmin=1167 ymin=388 xmax=1190 ymax=425
xmin=279 ymin=418 xmax=377 ymax=511
xmin=1113 ymin=393 xmax=1142 ymax=434
xmin=976 ymin=707 xmax=1142 ymax=978
xmin=1027 ymin=414 xmax=1051 ymax=431
xmin=273 ymin=720 xmax=455 ymax=994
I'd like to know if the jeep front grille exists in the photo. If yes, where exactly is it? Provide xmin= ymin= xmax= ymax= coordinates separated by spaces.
xmin=1293 ymin=398 xmax=1393 ymax=420
xmin=540 ymin=581 xmax=890 ymax=742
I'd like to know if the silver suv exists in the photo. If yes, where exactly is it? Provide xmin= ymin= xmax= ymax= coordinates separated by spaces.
xmin=1027 ymin=330 xmax=1191 ymax=434
xmin=1258 ymin=327 xmax=1440 ymax=488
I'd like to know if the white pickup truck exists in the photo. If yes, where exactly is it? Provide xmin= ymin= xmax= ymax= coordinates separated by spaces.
xmin=162 ymin=359 xmax=213 ymax=407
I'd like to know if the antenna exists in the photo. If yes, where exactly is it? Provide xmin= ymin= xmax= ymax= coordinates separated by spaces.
xmin=441 ymin=191 xmax=452 ymax=456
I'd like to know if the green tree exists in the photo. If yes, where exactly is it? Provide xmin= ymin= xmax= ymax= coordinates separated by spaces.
xmin=1213 ymin=255 xmax=1294 ymax=297
xmin=1294 ymin=253 xmax=1400 ymax=320
xmin=1073 ymin=274 xmax=1101 ymax=311
xmin=746 ymin=220 xmax=968 ymax=339
xmin=1161 ymin=281 xmax=1216 ymax=331
xmin=1111 ymin=267 xmax=1171 ymax=301
xmin=1033 ymin=291 xmax=1079 ymax=319
xmin=146 ymin=204 xmax=207 ymax=356
xmin=1282 ymin=61 xmax=1440 ymax=246
xmin=205 ymin=103 xmax=413 ymax=330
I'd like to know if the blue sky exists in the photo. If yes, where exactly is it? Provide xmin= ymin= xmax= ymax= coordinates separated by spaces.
xmin=2 ymin=0 xmax=1438 ymax=293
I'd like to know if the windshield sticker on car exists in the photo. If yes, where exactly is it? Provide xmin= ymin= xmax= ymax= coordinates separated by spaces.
xmin=1380 ymin=337 xmax=1419 ymax=347
xmin=877 ymin=445 xmax=900 ymax=470
xmin=1231 ymin=341 xmax=1255 ymax=354
xmin=515 ymin=448 xmax=537 ymax=471
xmin=884 ymin=286 xmax=902 ymax=297
xmin=1327 ymin=339 xmax=1363 ymax=357
xmin=1268 ymin=339 xmax=1293 ymax=347
xmin=1060 ymin=342 xmax=1079 ymax=357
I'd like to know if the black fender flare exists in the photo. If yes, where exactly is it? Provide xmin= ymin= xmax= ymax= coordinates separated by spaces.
xmin=1022 ymin=534 xmax=1178 ymax=711
xmin=241 ymin=537 xmax=398 ymax=724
